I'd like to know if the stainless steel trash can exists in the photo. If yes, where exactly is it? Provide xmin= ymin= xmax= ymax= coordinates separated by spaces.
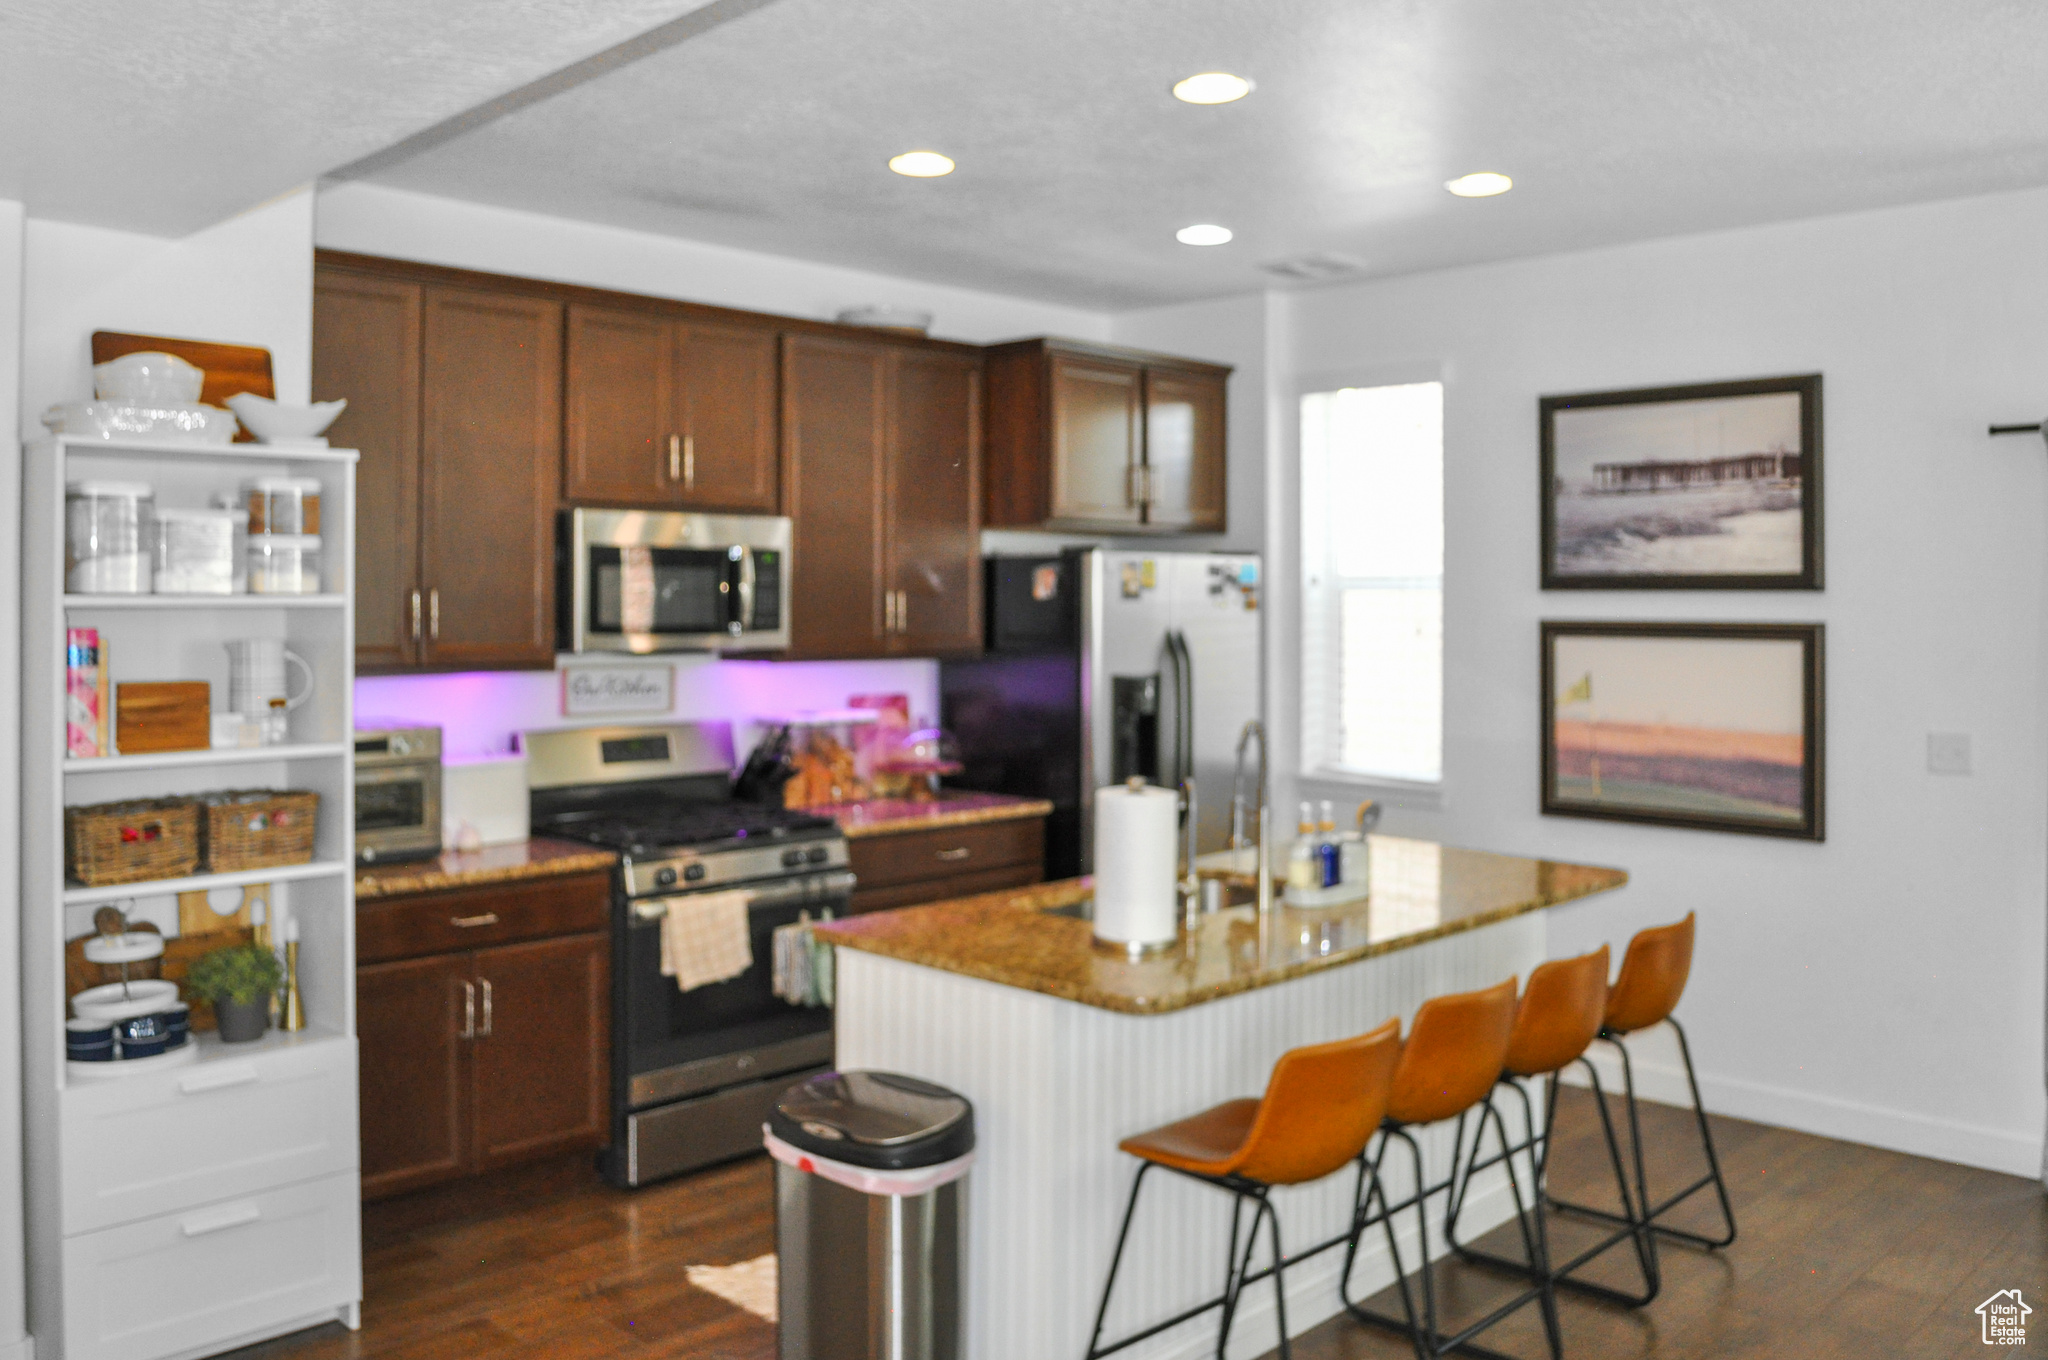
xmin=767 ymin=1070 xmax=975 ymax=1360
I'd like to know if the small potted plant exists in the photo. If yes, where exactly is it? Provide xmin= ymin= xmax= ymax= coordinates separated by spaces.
xmin=187 ymin=944 xmax=283 ymax=1043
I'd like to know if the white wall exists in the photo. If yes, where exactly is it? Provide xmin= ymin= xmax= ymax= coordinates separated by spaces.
xmin=19 ymin=187 xmax=315 ymax=435
xmin=316 ymin=182 xmax=1110 ymax=346
xmin=0 ymin=195 xmax=30 ymax=1360
xmin=1270 ymin=187 xmax=2048 ymax=1177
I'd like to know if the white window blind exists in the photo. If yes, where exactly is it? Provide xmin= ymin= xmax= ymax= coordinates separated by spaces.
xmin=1300 ymin=381 xmax=1444 ymax=785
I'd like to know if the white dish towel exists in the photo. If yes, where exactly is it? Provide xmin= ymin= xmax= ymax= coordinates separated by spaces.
xmin=660 ymin=890 xmax=754 ymax=991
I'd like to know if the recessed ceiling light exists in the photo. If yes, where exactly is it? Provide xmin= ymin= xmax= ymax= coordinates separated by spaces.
xmin=1172 ymin=72 xmax=1253 ymax=104
xmin=889 ymin=151 xmax=955 ymax=178
xmin=1176 ymin=224 xmax=1233 ymax=246
xmin=1445 ymin=172 xmax=1512 ymax=198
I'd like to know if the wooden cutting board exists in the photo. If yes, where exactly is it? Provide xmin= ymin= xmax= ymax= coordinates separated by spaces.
xmin=91 ymin=332 xmax=275 ymax=443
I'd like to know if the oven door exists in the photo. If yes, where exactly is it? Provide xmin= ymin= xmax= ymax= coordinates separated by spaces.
xmin=354 ymin=762 xmax=442 ymax=863
xmin=586 ymin=543 xmax=750 ymax=652
xmin=620 ymin=871 xmax=849 ymax=1110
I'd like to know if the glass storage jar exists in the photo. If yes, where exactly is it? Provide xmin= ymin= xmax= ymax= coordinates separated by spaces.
xmin=768 ymin=709 xmax=880 ymax=807
xmin=247 ymin=533 xmax=322 ymax=594
xmin=239 ymin=476 xmax=322 ymax=536
xmin=152 ymin=507 xmax=243 ymax=594
xmin=65 ymin=481 xmax=154 ymax=594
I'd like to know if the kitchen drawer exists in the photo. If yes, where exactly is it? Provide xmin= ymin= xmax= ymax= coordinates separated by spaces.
xmin=357 ymin=869 xmax=611 ymax=964
xmin=60 ymin=1171 xmax=360 ymax=1360
xmin=846 ymin=818 xmax=1044 ymax=892
xmin=61 ymin=1035 xmax=358 ymax=1236
xmin=848 ymin=862 xmax=1043 ymax=915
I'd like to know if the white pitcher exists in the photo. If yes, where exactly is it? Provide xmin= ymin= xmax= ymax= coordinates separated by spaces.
xmin=224 ymin=639 xmax=314 ymax=718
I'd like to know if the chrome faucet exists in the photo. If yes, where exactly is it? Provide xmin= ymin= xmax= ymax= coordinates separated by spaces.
xmin=1231 ymin=720 xmax=1273 ymax=915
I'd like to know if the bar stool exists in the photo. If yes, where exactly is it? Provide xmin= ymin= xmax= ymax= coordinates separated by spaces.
xmin=1340 ymin=978 xmax=1561 ymax=1360
xmin=1444 ymin=947 xmax=1662 ymax=1307
xmin=1086 ymin=1019 xmax=1403 ymax=1360
xmin=1547 ymin=912 xmax=1737 ymax=1253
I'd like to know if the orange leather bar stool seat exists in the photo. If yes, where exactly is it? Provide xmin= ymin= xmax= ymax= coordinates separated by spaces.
xmin=1506 ymin=946 xmax=1610 ymax=1077
xmin=1089 ymin=1020 xmax=1404 ymax=1360
xmin=1603 ymin=911 xmax=1693 ymax=1035
xmin=1385 ymin=977 xmax=1518 ymax=1126
xmin=1120 ymin=1019 xmax=1402 ymax=1185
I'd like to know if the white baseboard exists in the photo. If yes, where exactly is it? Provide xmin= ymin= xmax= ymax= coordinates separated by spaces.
xmin=1133 ymin=1176 xmax=1527 ymax=1360
xmin=1561 ymin=1044 xmax=2042 ymax=1181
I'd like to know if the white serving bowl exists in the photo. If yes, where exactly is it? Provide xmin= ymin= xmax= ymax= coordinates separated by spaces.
xmin=94 ymin=351 xmax=205 ymax=404
xmin=225 ymin=393 xmax=347 ymax=445
xmin=43 ymin=401 xmax=239 ymax=445
xmin=72 ymin=979 xmax=180 ymax=1024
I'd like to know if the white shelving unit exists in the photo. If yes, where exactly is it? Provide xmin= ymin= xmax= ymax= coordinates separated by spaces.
xmin=22 ymin=435 xmax=363 ymax=1360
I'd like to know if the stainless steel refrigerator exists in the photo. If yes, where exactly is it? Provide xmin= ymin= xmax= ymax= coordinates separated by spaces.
xmin=939 ymin=547 xmax=1263 ymax=880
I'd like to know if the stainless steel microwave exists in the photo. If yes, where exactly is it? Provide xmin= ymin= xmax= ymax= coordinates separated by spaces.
xmin=561 ymin=508 xmax=792 ymax=654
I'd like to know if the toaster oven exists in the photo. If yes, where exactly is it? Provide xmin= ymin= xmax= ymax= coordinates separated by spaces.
xmin=354 ymin=722 xmax=442 ymax=864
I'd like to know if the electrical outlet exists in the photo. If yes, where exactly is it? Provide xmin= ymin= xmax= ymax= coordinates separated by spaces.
xmin=1927 ymin=732 xmax=1972 ymax=776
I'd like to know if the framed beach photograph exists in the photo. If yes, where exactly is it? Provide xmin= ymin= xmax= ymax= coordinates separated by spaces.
xmin=1540 ymin=374 xmax=1822 ymax=589
xmin=1541 ymin=621 xmax=1824 ymax=840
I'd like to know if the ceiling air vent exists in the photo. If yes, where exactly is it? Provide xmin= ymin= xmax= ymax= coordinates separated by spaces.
xmin=1258 ymin=252 xmax=1367 ymax=283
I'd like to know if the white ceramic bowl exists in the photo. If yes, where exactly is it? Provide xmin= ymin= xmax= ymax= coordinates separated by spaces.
xmin=94 ymin=352 xmax=205 ymax=404
xmin=71 ymin=979 xmax=180 ymax=1024
xmin=225 ymin=393 xmax=347 ymax=444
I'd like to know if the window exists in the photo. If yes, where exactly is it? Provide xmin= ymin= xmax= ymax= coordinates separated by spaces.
xmin=1300 ymin=381 xmax=1444 ymax=786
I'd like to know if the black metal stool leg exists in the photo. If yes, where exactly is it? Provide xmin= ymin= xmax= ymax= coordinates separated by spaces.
xmin=1670 ymin=1018 xmax=1738 ymax=1248
xmin=1087 ymin=1163 xmax=1153 ymax=1360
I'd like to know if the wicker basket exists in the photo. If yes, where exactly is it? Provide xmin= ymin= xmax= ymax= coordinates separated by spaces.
xmin=201 ymin=789 xmax=320 ymax=872
xmin=65 ymin=798 xmax=202 ymax=886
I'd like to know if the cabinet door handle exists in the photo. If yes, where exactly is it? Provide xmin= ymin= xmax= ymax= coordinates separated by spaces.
xmin=883 ymin=590 xmax=895 ymax=634
xmin=1126 ymin=462 xmax=1141 ymax=508
xmin=683 ymin=434 xmax=696 ymax=491
xmin=410 ymin=589 xmax=423 ymax=641
xmin=669 ymin=433 xmax=681 ymax=482
xmin=935 ymin=846 xmax=971 ymax=862
xmin=460 ymin=980 xmax=475 ymax=1040
xmin=450 ymin=913 xmax=500 ymax=929
xmin=429 ymin=587 xmax=441 ymax=641
xmin=896 ymin=590 xmax=909 ymax=635
xmin=479 ymin=978 xmax=494 ymax=1037
xmin=181 ymin=1202 xmax=261 ymax=1238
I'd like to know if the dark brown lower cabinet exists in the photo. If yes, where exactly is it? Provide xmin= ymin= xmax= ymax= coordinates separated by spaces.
xmin=846 ymin=816 xmax=1046 ymax=915
xmin=356 ymin=872 xmax=610 ymax=1200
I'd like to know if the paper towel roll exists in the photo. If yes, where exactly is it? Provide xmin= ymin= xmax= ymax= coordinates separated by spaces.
xmin=1093 ymin=779 xmax=1181 ymax=949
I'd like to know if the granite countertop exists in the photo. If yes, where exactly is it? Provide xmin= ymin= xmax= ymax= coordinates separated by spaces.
xmin=355 ymin=836 xmax=617 ymax=899
xmin=799 ymin=792 xmax=1055 ymax=839
xmin=814 ymin=835 xmax=1628 ymax=1014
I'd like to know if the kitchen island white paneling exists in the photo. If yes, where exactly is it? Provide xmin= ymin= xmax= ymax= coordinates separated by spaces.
xmin=823 ymin=839 xmax=1627 ymax=1360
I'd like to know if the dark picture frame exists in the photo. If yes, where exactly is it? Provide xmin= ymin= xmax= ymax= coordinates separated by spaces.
xmin=1541 ymin=621 xmax=1825 ymax=841
xmin=1540 ymin=374 xmax=1823 ymax=590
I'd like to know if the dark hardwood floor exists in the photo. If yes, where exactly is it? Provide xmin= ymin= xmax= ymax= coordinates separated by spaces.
xmin=229 ymin=1089 xmax=2043 ymax=1360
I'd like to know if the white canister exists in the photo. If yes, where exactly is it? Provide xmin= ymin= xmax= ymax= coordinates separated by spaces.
xmin=152 ymin=507 xmax=244 ymax=594
xmin=247 ymin=533 xmax=322 ymax=594
xmin=65 ymin=481 xmax=154 ymax=594
xmin=1091 ymin=778 xmax=1181 ymax=952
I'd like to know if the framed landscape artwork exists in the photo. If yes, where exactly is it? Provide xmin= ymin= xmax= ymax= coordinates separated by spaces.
xmin=1541 ymin=621 xmax=1824 ymax=840
xmin=1540 ymin=374 xmax=1822 ymax=589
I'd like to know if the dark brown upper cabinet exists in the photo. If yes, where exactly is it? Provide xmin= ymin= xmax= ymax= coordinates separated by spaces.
xmin=984 ymin=337 xmax=1230 ymax=534
xmin=313 ymin=270 xmax=421 ymax=670
xmin=564 ymin=304 xmax=779 ymax=513
xmin=783 ymin=334 xmax=983 ymax=660
xmin=314 ymin=261 xmax=560 ymax=673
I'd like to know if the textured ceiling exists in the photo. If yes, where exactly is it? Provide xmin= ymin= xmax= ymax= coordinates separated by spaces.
xmin=355 ymin=0 xmax=2048 ymax=308
xmin=0 ymin=0 xmax=726 ymax=233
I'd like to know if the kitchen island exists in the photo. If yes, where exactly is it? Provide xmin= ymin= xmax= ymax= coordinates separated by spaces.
xmin=816 ymin=836 xmax=1627 ymax=1360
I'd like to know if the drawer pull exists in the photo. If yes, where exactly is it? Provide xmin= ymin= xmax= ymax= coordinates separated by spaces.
xmin=178 ymin=1066 xmax=259 ymax=1096
xmin=935 ymin=847 xmax=971 ymax=862
xmin=181 ymin=1202 xmax=261 ymax=1238
xmin=450 ymin=913 xmax=500 ymax=929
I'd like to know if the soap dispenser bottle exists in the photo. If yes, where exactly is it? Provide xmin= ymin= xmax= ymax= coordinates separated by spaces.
xmin=1287 ymin=802 xmax=1319 ymax=890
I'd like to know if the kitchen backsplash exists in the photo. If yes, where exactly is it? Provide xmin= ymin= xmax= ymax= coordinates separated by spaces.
xmin=354 ymin=656 xmax=941 ymax=761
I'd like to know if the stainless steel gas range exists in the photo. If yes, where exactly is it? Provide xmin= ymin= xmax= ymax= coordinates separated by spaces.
xmin=523 ymin=721 xmax=851 ymax=1187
